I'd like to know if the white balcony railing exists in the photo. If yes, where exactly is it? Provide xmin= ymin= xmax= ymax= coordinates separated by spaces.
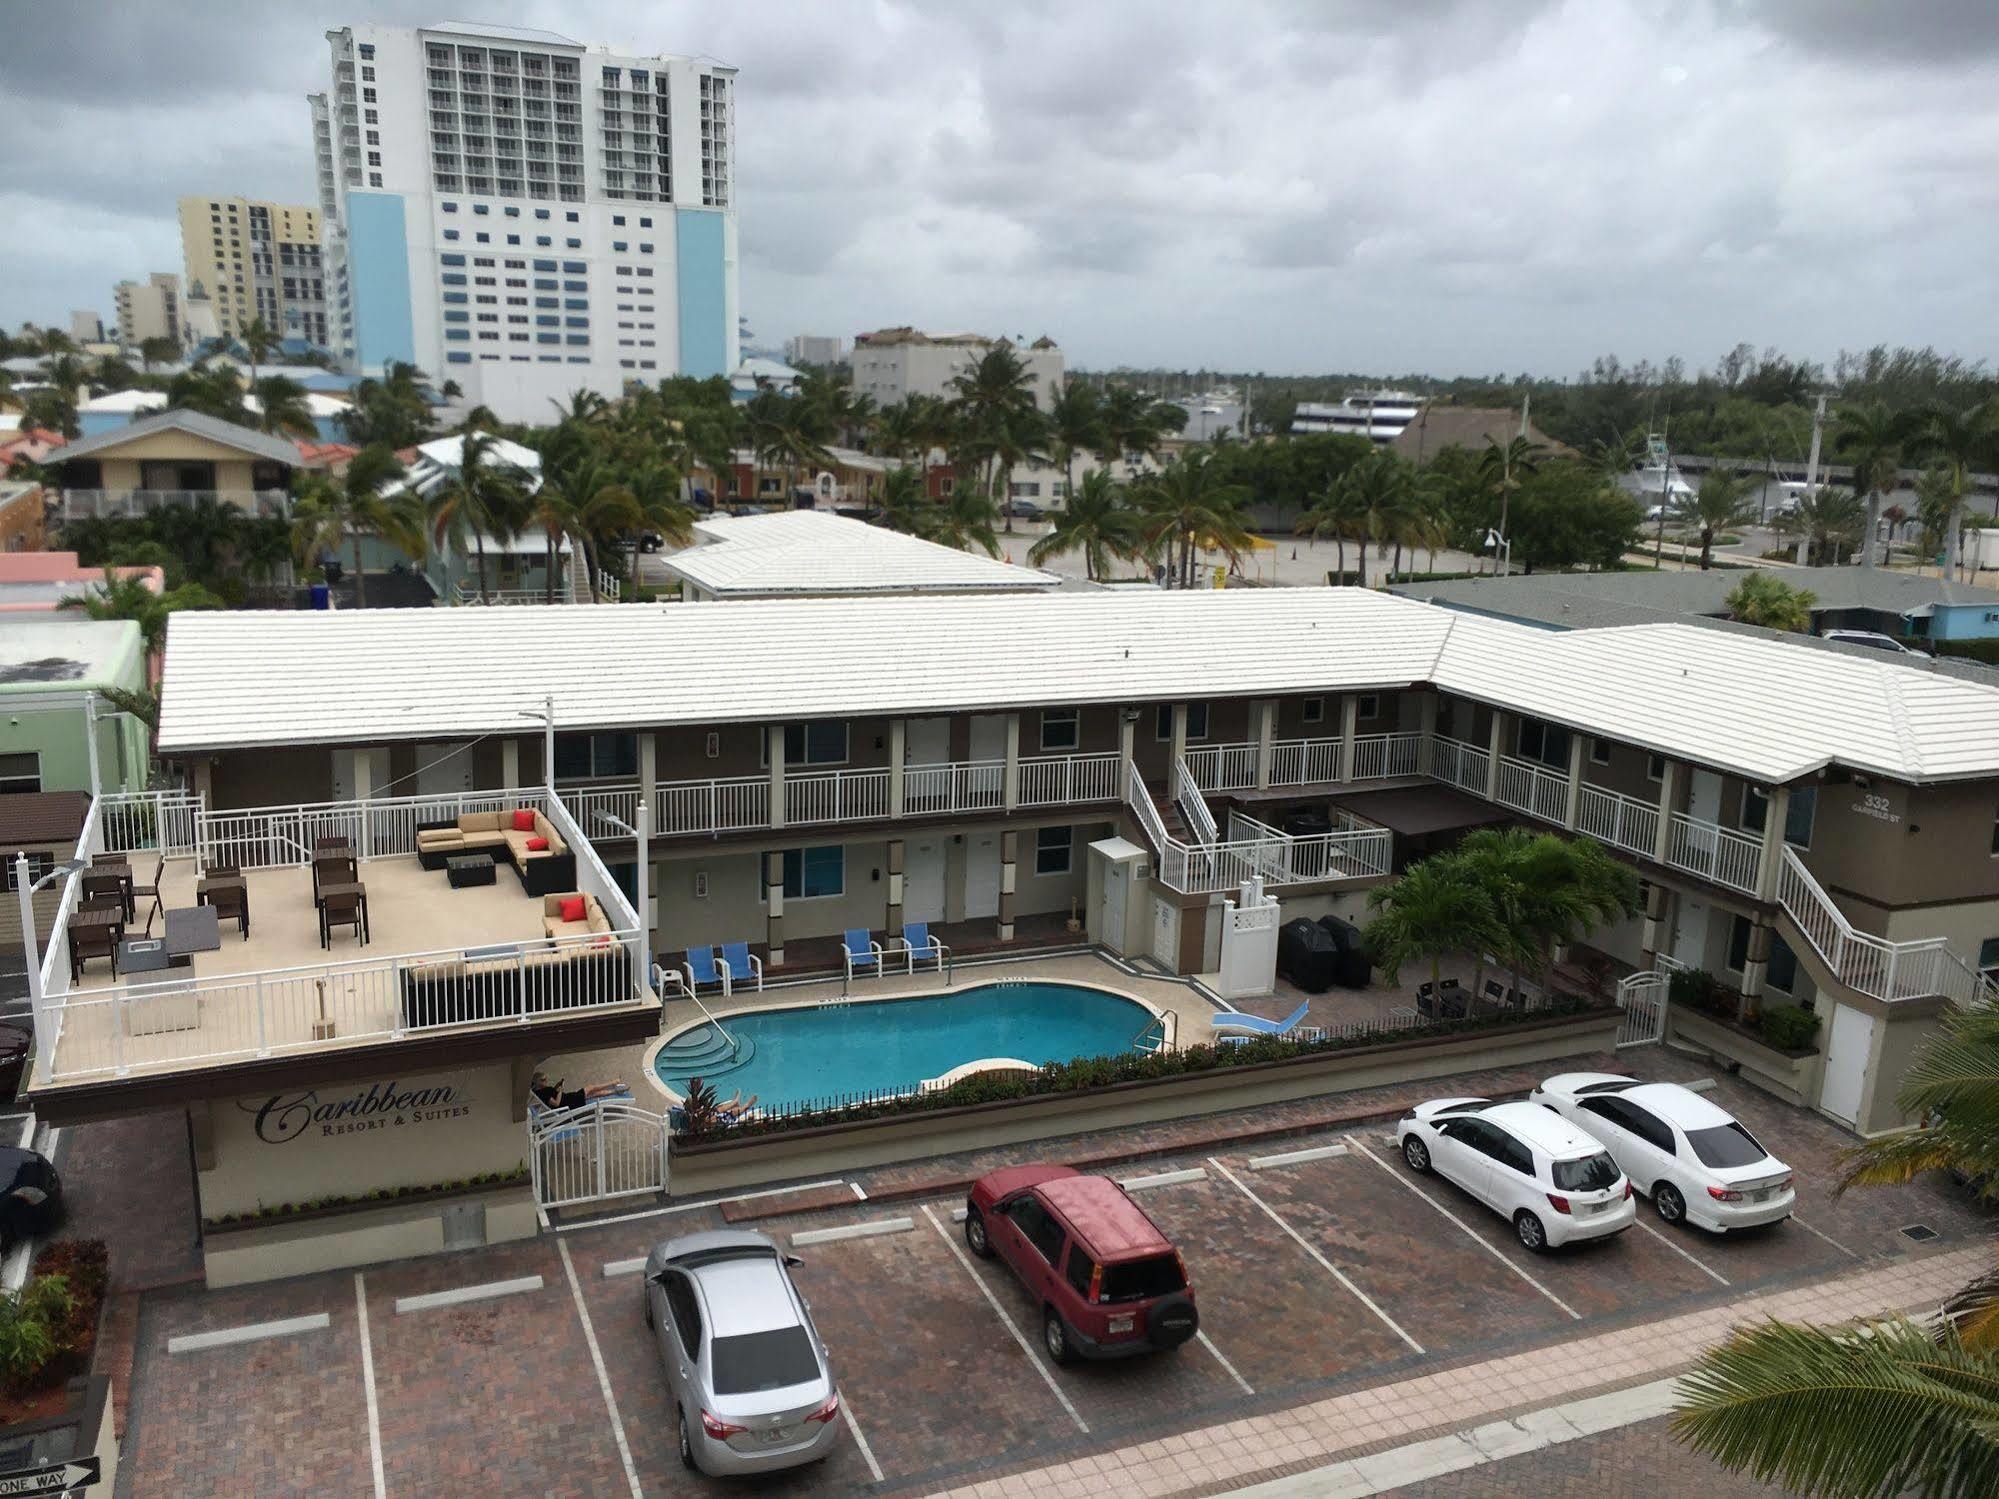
xmin=905 ymin=760 xmax=1003 ymax=815
xmin=1429 ymin=737 xmax=1491 ymax=796
xmin=1352 ymin=732 xmax=1424 ymax=782
xmin=1494 ymin=755 xmax=1570 ymax=826
xmin=455 ymin=582 xmax=573 ymax=606
xmin=1575 ymin=783 xmax=1660 ymax=860
xmin=1775 ymin=846 xmax=1994 ymax=1006
xmin=1183 ymin=742 xmax=1258 ymax=792
xmin=1666 ymin=812 xmax=1762 ymax=895
xmin=785 ymin=767 xmax=891 ymax=826
xmin=1269 ymin=737 xmax=1342 ymax=787
xmin=1017 ymin=752 xmax=1120 ymax=808
xmin=57 ymin=488 xmax=290 ymax=520
xmin=656 ymin=776 xmax=769 ymax=835
xmin=559 ymin=781 xmax=643 ymax=838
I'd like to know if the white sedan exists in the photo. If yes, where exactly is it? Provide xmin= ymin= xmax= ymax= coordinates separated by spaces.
xmin=1396 ymin=1096 xmax=1635 ymax=1252
xmin=1531 ymin=1073 xmax=1795 ymax=1233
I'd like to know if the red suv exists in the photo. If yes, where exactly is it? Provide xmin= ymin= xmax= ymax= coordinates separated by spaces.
xmin=965 ymin=1165 xmax=1198 ymax=1364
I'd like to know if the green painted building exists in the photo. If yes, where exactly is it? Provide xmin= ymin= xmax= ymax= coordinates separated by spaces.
xmin=0 ymin=620 xmax=150 ymax=795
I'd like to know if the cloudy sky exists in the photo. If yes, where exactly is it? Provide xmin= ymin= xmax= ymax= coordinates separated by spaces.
xmin=4 ymin=1 xmax=1997 ymax=377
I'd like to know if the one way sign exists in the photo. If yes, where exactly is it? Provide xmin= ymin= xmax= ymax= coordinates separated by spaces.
xmin=0 ymin=1458 xmax=98 ymax=1496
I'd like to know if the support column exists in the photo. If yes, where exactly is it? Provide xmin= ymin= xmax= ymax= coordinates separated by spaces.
xmin=889 ymin=719 xmax=906 ymax=818
xmin=192 ymin=756 xmax=214 ymax=806
xmin=635 ymin=799 xmax=651 ymax=964
xmin=353 ymin=747 xmax=372 ymax=860
xmin=1417 ymin=693 xmax=1438 ymax=776
xmin=1653 ymin=759 xmax=1681 ymax=865
xmin=1339 ymin=694 xmax=1360 ymax=783
xmin=767 ymin=724 xmax=787 ymax=830
xmin=1169 ymin=704 xmax=1188 ymax=768
xmin=1485 ymin=710 xmax=1506 ymax=802
xmin=1002 ymin=713 xmax=1020 ymax=812
xmin=765 ymin=849 xmax=786 ymax=967
xmin=83 ymin=691 xmax=101 ymax=799
xmin=639 ymin=732 xmax=658 ymax=827
xmin=1118 ymin=710 xmax=1136 ymax=783
xmin=1755 ymin=785 xmax=1791 ymax=901
xmin=1639 ymin=881 xmax=1670 ymax=968
xmin=501 ymin=738 xmax=520 ymax=790
xmin=998 ymin=830 xmax=1017 ymax=941
xmin=1563 ymin=731 xmax=1585 ymax=830
xmin=1740 ymin=918 xmax=1773 ymax=1010
xmin=1253 ymin=699 xmax=1274 ymax=790
xmin=886 ymin=838 xmax=905 ymax=931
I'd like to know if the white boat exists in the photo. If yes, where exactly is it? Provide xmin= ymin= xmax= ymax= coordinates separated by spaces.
xmin=1291 ymin=389 xmax=1423 ymax=442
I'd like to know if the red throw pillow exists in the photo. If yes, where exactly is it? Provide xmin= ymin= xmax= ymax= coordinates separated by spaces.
xmin=512 ymin=809 xmax=537 ymax=832
xmin=525 ymin=836 xmax=549 ymax=852
xmin=559 ymin=896 xmax=587 ymax=923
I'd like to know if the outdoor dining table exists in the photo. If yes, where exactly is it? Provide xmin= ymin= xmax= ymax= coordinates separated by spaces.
xmin=195 ymin=874 xmax=246 ymax=902
xmin=70 ymin=904 xmax=124 ymax=934
xmin=118 ymin=906 xmax=221 ymax=974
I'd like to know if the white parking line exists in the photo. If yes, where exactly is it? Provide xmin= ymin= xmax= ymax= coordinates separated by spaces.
xmin=919 ymin=1204 xmax=1090 ymax=1434
xmin=602 ymin=1257 xmax=648 ymax=1279
xmin=839 ymin=1386 xmax=886 ymax=1485
xmin=1120 ymin=1167 xmax=1209 ymax=1191
xmin=1793 ymin=1213 xmax=1862 ymax=1260
xmin=1633 ymin=1220 xmax=1729 ymax=1285
xmin=1197 ymin=1330 xmax=1256 ymax=1396
xmin=791 ymin=1216 xmax=914 ymax=1247
xmin=1247 ymin=1144 xmax=1350 ymax=1170
xmin=394 ymin=1275 xmax=544 ymax=1315
xmin=1206 ymin=1157 xmax=1425 ymax=1355
xmin=168 ymin=1313 xmax=330 ymax=1355
xmin=849 ymin=1182 xmax=868 ymax=1201
xmin=354 ymin=1274 xmax=386 ymax=1499
xmin=553 ymin=1177 xmax=857 ymax=1231
xmin=1343 ymin=1137 xmax=1582 ymax=1321
xmin=559 ymin=1239 xmax=646 ymax=1499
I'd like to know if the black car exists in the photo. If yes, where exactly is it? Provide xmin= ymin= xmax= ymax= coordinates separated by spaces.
xmin=0 ymin=1149 xmax=62 ymax=1252
xmin=1005 ymin=499 xmax=1046 ymax=521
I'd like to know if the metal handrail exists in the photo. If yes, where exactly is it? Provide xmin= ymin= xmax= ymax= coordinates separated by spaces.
xmin=652 ymin=962 xmax=740 ymax=1057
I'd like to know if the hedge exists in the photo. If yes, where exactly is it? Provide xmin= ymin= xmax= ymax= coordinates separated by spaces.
xmin=680 ymin=995 xmax=1610 ymax=1143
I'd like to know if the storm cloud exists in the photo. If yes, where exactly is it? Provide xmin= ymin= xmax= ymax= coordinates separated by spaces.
xmin=3 ymin=0 xmax=1996 ymax=376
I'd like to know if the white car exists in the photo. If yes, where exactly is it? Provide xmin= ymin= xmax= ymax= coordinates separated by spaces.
xmin=1530 ymin=1073 xmax=1795 ymax=1233
xmin=1396 ymin=1097 xmax=1636 ymax=1252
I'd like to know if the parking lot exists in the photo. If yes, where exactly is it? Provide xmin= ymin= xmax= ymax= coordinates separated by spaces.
xmin=116 ymin=1057 xmax=1993 ymax=1497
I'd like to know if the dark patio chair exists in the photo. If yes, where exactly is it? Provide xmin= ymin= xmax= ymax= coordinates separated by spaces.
xmin=313 ymin=853 xmax=357 ymax=906
xmin=207 ymin=881 xmax=250 ymax=938
xmin=69 ymin=922 xmax=118 ymax=981
xmin=130 ymin=853 xmax=164 ymax=935
xmin=320 ymin=887 xmax=367 ymax=948
xmin=81 ymin=871 xmax=131 ymax=920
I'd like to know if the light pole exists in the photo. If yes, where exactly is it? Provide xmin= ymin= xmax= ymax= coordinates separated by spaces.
xmin=16 ymin=855 xmax=85 ymax=1059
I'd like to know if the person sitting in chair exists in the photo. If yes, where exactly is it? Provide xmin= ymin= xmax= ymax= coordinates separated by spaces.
xmin=530 ymin=1071 xmax=627 ymax=1110
xmin=715 ymin=1091 xmax=760 ymax=1121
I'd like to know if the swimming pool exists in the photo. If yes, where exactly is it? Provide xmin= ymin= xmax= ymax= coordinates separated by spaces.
xmin=653 ymin=982 xmax=1158 ymax=1111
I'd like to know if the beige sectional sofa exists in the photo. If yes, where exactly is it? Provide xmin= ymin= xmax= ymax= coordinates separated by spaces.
xmin=416 ymin=808 xmax=575 ymax=895
xmin=543 ymin=892 xmax=613 ymax=941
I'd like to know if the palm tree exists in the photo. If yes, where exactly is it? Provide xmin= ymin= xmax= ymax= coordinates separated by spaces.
xmin=1130 ymin=450 xmax=1254 ymax=588
xmin=875 ymin=465 xmax=934 ymax=539
xmin=548 ymin=388 xmax=609 ymax=427
xmin=527 ymin=453 xmax=646 ymax=602
xmin=1100 ymin=384 xmax=1185 ymax=473
xmin=1365 ymin=857 xmax=1506 ymax=994
xmin=1047 ymin=382 xmax=1107 ymax=505
xmin=287 ymin=445 xmax=412 ymax=608
xmin=137 ymin=335 xmax=180 ymax=375
xmin=1327 ymin=449 xmax=1421 ymax=588
xmin=239 ymin=318 xmax=279 ymax=386
xmin=927 ymin=476 xmax=1002 ymax=558
xmin=249 ymin=376 xmax=317 ymax=440
xmin=1477 ymin=434 xmax=1542 ymax=565
xmin=1446 ymin=828 xmax=1637 ymax=996
xmin=1725 ymin=573 xmax=1817 ymax=633
xmin=1029 ymin=470 xmax=1142 ymax=581
xmin=1902 ymin=399 xmax=1994 ymax=578
xmin=1775 ymin=487 xmax=1866 ymax=567
xmin=1673 ymin=992 xmax=1999 ymax=1495
xmin=427 ymin=430 xmax=529 ymax=603
xmin=1835 ymin=402 xmax=1902 ymax=570
xmin=1294 ymin=479 xmax=1365 ymax=581
xmin=1673 ymin=470 xmax=1761 ymax=570
xmin=59 ymin=568 xmax=223 ymax=669
xmin=947 ymin=344 xmax=1042 ymax=532
xmin=164 ymin=362 xmax=253 ymax=428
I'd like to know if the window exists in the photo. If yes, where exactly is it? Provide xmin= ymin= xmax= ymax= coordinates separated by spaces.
xmin=773 ymin=846 xmax=843 ymax=901
xmin=552 ymin=732 xmax=636 ymax=780
xmin=1980 ymin=937 xmax=1999 ymax=980
xmin=770 ymin=722 xmax=846 ymax=766
xmin=1040 ymin=709 xmax=1079 ymax=752
xmin=443 ymin=228 xmax=460 ymax=241
xmin=1356 ymin=694 xmax=1379 ymax=720
xmin=1686 ymin=1122 xmax=1770 ymax=1169
xmin=1154 ymin=703 xmax=1209 ymax=741
xmin=612 ymin=214 xmax=626 ymax=225
xmin=1063 ymin=1245 xmax=1096 ymax=1298
xmin=1742 ymin=785 xmax=1815 ymax=848
xmin=1488 ymin=1127 xmax=1534 ymax=1178
xmin=1035 ymin=825 xmax=1073 ymax=876
xmin=1551 ymin=1153 xmax=1620 ymax=1192
xmin=1647 ymin=753 xmax=1666 ymax=782
xmin=535 ymin=208 xmax=550 ymax=219
xmin=1301 ymin=697 xmax=1325 ymax=726
xmin=1590 ymin=738 xmax=1611 ymax=766
xmin=0 ymin=753 xmax=41 ymax=795
xmin=662 ymin=1271 xmax=701 ymax=1361
xmin=1007 ymin=1196 xmax=1065 ymax=1266
xmin=443 ymin=201 xmax=459 ymax=213
xmin=612 ymin=240 xmax=628 ymax=251
xmin=1516 ymin=718 xmax=1570 ymax=770
xmin=0 ymin=851 xmax=53 ymax=891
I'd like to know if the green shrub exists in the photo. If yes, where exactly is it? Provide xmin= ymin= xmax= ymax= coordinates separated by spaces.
xmin=1758 ymin=1005 xmax=1821 ymax=1051
xmin=1667 ymin=967 xmax=1739 ymax=1018
xmin=0 ymin=1276 xmax=73 ymax=1390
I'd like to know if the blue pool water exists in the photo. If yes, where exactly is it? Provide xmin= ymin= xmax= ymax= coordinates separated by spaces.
xmin=654 ymin=982 xmax=1155 ymax=1111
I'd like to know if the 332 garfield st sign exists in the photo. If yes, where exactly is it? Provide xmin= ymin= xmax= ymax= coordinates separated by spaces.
xmin=243 ymin=1080 xmax=472 ymax=1144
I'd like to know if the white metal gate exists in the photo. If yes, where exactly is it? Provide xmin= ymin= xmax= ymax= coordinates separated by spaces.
xmin=1615 ymin=971 xmax=1669 ymax=1048
xmin=530 ymin=1098 xmax=670 ymax=1216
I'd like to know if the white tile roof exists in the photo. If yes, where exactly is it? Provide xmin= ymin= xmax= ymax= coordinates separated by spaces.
xmin=154 ymin=588 xmax=1999 ymax=784
xmin=657 ymin=509 xmax=1061 ymax=597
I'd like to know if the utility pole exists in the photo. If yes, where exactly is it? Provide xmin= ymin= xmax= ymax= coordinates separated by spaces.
xmin=1797 ymin=393 xmax=1825 ymax=566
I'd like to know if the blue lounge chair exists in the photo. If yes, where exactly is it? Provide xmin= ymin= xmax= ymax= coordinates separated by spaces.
xmin=843 ymin=927 xmax=884 ymax=982
xmin=1211 ymin=1000 xmax=1313 ymax=1038
xmin=684 ymin=945 xmax=730 ymax=998
xmin=897 ymin=921 xmax=949 ymax=974
xmin=718 ymin=940 xmax=764 ymax=992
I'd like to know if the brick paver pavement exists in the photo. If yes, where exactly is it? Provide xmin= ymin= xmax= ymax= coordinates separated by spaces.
xmin=928 ymin=1242 xmax=1987 ymax=1499
xmin=1380 ymin=1416 xmax=1802 ymax=1497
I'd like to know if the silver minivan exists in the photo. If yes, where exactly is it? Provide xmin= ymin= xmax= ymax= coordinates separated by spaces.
xmin=643 ymin=1230 xmax=844 ymax=1475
